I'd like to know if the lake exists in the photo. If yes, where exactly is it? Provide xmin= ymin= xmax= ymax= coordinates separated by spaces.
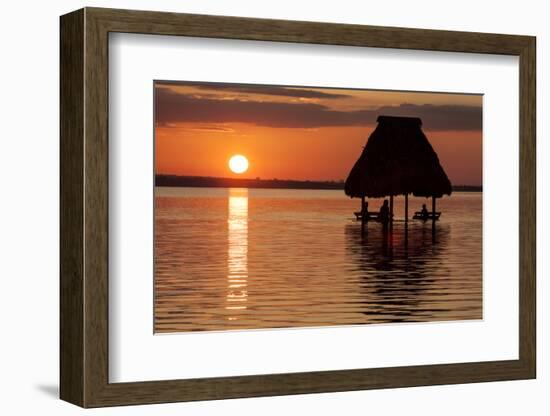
xmin=154 ymin=187 xmax=482 ymax=333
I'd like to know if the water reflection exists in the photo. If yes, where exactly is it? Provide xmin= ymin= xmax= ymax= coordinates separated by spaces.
xmin=345 ymin=222 xmax=451 ymax=322
xmin=226 ymin=188 xmax=249 ymax=319
xmin=154 ymin=188 xmax=482 ymax=332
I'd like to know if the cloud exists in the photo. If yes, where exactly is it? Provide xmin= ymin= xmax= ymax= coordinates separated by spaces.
xmin=158 ymin=82 xmax=352 ymax=100
xmin=379 ymin=103 xmax=482 ymax=131
xmin=159 ymin=124 xmax=235 ymax=133
xmin=155 ymin=88 xmax=482 ymax=131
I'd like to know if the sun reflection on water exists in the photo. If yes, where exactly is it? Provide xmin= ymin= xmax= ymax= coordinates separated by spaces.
xmin=226 ymin=188 xmax=249 ymax=319
xmin=154 ymin=188 xmax=482 ymax=332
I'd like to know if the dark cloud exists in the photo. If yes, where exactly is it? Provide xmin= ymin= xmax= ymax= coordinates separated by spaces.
xmin=378 ymin=103 xmax=482 ymax=131
xmin=173 ymin=125 xmax=235 ymax=133
xmin=155 ymin=88 xmax=482 ymax=131
xmin=157 ymin=82 xmax=352 ymax=100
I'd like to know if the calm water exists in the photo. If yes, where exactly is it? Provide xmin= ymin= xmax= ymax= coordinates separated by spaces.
xmin=154 ymin=187 xmax=482 ymax=333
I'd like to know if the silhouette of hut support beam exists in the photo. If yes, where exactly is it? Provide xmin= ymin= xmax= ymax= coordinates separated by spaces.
xmin=405 ymin=193 xmax=408 ymax=223
xmin=344 ymin=115 xmax=452 ymax=225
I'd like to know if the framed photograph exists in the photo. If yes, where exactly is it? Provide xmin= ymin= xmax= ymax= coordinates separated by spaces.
xmin=60 ymin=7 xmax=536 ymax=408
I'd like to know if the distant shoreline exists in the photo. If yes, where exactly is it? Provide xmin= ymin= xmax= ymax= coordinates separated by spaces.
xmin=156 ymin=175 xmax=482 ymax=193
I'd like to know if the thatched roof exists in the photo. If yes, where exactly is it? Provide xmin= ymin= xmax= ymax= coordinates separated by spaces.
xmin=344 ymin=115 xmax=452 ymax=199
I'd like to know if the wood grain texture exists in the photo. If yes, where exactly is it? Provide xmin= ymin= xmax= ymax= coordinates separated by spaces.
xmin=518 ymin=38 xmax=536 ymax=375
xmin=83 ymin=11 xmax=110 ymax=406
xmin=59 ymin=8 xmax=84 ymax=407
xmin=59 ymin=7 xmax=537 ymax=408
xmin=88 ymin=7 xmax=532 ymax=54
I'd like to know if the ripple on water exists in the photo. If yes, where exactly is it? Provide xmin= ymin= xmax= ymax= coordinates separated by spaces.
xmin=154 ymin=187 xmax=482 ymax=333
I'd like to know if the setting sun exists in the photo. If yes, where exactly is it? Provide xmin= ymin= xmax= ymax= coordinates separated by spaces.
xmin=228 ymin=154 xmax=249 ymax=174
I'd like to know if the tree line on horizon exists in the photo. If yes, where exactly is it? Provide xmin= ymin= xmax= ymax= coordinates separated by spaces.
xmin=155 ymin=174 xmax=482 ymax=192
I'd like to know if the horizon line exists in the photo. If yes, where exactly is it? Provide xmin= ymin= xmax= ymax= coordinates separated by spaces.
xmin=155 ymin=174 xmax=483 ymax=190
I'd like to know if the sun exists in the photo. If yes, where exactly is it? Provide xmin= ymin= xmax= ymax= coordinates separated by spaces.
xmin=228 ymin=154 xmax=249 ymax=174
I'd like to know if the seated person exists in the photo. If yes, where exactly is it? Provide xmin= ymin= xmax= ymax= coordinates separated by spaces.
xmin=420 ymin=203 xmax=429 ymax=218
xmin=379 ymin=200 xmax=390 ymax=223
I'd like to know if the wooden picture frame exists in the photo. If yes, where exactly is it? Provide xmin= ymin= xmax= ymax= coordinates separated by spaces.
xmin=60 ymin=7 xmax=536 ymax=408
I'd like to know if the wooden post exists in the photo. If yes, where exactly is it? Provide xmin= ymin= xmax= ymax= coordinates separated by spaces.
xmin=359 ymin=196 xmax=365 ymax=226
xmin=405 ymin=193 xmax=408 ymax=224
xmin=431 ymin=196 xmax=436 ymax=240
xmin=361 ymin=196 xmax=366 ymax=234
xmin=404 ymin=219 xmax=409 ymax=251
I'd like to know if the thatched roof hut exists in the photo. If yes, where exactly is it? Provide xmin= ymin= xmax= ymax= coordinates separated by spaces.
xmin=344 ymin=115 xmax=452 ymax=200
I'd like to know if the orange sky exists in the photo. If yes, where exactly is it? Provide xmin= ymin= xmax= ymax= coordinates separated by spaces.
xmin=155 ymin=82 xmax=482 ymax=186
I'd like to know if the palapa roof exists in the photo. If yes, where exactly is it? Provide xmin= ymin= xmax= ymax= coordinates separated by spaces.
xmin=344 ymin=115 xmax=452 ymax=199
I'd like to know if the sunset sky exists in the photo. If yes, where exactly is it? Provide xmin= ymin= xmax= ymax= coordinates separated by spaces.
xmin=155 ymin=81 xmax=482 ymax=186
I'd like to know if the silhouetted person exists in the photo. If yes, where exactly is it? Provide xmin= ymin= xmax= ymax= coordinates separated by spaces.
xmin=361 ymin=200 xmax=369 ymax=216
xmin=420 ymin=203 xmax=429 ymax=219
xmin=379 ymin=200 xmax=390 ymax=225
